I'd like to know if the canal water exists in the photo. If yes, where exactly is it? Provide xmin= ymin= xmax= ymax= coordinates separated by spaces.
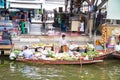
xmin=0 ymin=56 xmax=120 ymax=80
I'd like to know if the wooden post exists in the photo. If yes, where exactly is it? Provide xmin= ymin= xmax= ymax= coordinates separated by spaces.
xmin=89 ymin=13 xmax=94 ymax=39
xmin=104 ymin=27 xmax=107 ymax=53
xmin=1 ymin=50 xmax=4 ymax=56
xmin=4 ymin=0 xmax=6 ymax=9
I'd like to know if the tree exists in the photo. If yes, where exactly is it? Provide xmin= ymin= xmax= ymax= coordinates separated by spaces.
xmin=70 ymin=0 xmax=108 ymax=40
xmin=65 ymin=0 xmax=68 ymax=12
xmin=4 ymin=0 xmax=6 ymax=9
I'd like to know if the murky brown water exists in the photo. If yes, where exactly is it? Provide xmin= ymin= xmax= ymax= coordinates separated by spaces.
xmin=0 ymin=56 xmax=120 ymax=80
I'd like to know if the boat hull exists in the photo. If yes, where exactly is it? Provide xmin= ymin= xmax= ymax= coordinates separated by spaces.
xmin=112 ymin=52 xmax=120 ymax=59
xmin=16 ymin=58 xmax=103 ymax=65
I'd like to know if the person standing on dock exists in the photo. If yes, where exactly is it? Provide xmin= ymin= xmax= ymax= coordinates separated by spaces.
xmin=2 ymin=28 xmax=12 ymax=43
xmin=20 ymin=11 xmax=25 ymax=34
xmin=79 ymin=20 xmax=85 ymax=35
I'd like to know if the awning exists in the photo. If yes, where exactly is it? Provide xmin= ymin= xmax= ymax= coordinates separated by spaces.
xmin=7 ymin=0 xmax=43 ymax=9
xmin=7 ymin=0 xmax=43 ymax=4
xmin=10 ymin=2 xmax=42 ymax=9
xmin=8 ymin=9 xmax=20 ymax=11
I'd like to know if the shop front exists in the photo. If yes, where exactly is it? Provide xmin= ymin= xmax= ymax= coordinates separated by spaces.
xmin=6 ymin=0 xmax=43 ymax=34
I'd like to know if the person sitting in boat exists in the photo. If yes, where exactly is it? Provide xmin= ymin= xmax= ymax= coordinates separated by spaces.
xmin=59 ymin=34 xmax=68 ymax=53
xmin=108 ymin=35 xmax=116 ymax=49
xmin=34 ymin=47 xmax=47 ymax=60
xmin=95 ymin=40 xmax=104 ymax=50
xmin=84 ymin=43 xmax=95 ymax=55
xmin=68 ymin=41 xmax=79 ymax=56
xmin=18 ymin=46 xmax=33 ymax=59
xmin=69 ymin=41 xmax=78 ymax=51
xmin=114 ymin=42 xmax=120 ymax=53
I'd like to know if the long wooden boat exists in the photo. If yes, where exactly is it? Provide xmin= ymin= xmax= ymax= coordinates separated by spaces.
xmin=112 ymin=52 xmax=120 ymax=59
xmin=16 ymin=49 xmax=114 ymax=65
xmin=16 ymin=58 xmax=103 ymax=65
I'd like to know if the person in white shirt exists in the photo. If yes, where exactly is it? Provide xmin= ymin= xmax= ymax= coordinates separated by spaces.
xmin=19 ymin=46 xmax=33 ymax=59
xmin=59 ymin=34 xmax=68 ymax=52
xmin=79 ymin=20 xmax=85 ymax=35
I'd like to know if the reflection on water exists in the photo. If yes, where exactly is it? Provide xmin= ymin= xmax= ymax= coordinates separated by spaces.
xmin=17 ymin=63 xmax=64 ymax=80
xmin=0 ymin=57 xmax=120 ymax=80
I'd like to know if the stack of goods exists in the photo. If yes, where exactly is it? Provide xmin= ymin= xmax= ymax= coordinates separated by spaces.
xmin=101 ymin=26 xmax=107 ymax=44
xmin=30 ymin=43 xmax=45 ymax=48
xmin=11 ymin=43 xmax=105 ymax=61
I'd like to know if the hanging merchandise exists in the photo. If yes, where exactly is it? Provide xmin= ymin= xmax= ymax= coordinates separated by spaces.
xmin=102 ymin=25 xmax=107 ymax=44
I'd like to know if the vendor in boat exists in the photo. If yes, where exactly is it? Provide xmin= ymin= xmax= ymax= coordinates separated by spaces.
xmin=69 ymin=41 xmax=78 ymax=51
xmin=68 ymin=41 xmax=79 ymax=56
xmin=114 ymin=42 xmax=120 ymax=53
xmin=95 ymin=40 xmax=104 ymax=50
xmin=34 ymin=47 xmax=47 ymax=59
xmin=18 ymin=46 xmax=33 ymax=59
xmin=59 ymin=34 xmax=68 ymax=53
xmin=107 ymin=35 xmax=116 ymax=49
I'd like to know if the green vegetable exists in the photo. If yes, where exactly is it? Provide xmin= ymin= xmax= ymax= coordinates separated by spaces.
xmin=13 ymin=50 xmax=20 ymax=54
xmin=64 ymin=57 xmax=78 ymax=61
xmin=46 ymin=51 xmax=55 ymax=58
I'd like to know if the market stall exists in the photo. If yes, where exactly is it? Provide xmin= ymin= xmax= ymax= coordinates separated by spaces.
xmin=0 ymin=20 xmax=19 ymax=37
xmin=98 ymin=23 xmax=120 ymax=49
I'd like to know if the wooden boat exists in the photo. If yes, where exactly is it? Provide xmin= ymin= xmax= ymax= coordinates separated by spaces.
xmin=112 ymin=52 xmax=120 ymax=59
xmin=16 ymin=58 xmax=103 ymax=65
xmin=95 ymin=49 xmax=115 ymax=59
xmin=16 ymin=49 xmax=114 ymax=65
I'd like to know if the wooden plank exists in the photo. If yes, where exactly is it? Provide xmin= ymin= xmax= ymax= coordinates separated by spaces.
xmin=0 ymin=44 xmax=14 ymax=50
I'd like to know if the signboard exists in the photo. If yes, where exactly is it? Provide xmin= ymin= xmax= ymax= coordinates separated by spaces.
xmin=71 ymin=21 xmax=80 ymax=31
xmin=0 ymin=0 xmax=4 ymax=8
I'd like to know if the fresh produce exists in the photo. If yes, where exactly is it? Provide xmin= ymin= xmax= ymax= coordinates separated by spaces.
xmin=46 ymin=51 xmax=55 ymax=58
xmin=13 ymin=49 xmax=20 ymax=55
xmin=81 ymin=47 xmax=98 ymax=58
xmin=64 ymin=57 xmax=78 ymax=61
